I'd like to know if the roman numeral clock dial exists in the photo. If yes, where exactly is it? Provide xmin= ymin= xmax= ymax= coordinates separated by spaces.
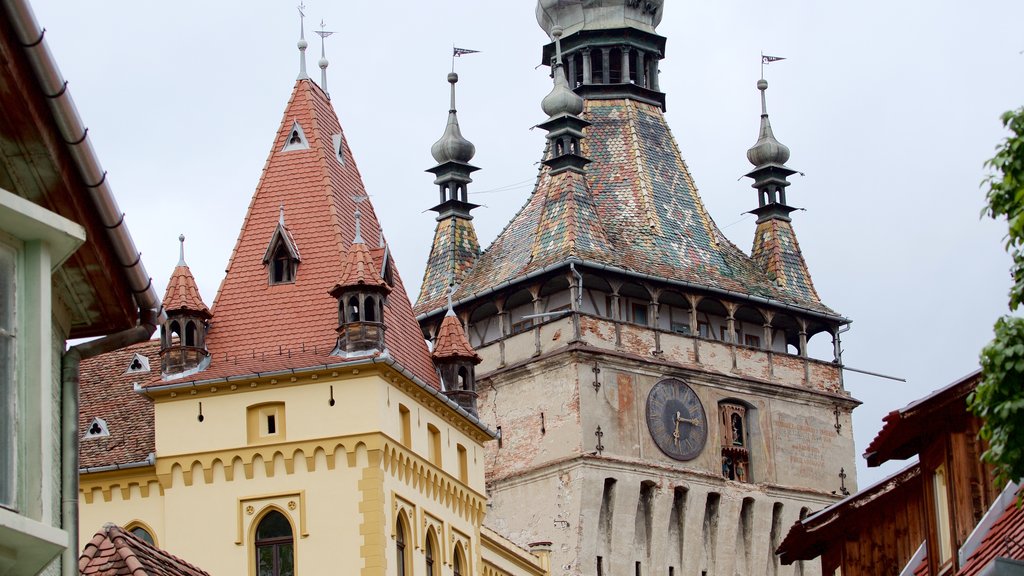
xmin=645 ymin=378 xmax=708 ymax=461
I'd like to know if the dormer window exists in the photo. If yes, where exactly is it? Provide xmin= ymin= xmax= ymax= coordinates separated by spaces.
xmin=271 ymin=243 xmax=296 ymax=284
xmin=124 ymin=352 xmax=151 ymax=374
xmin=83 ymin=417 xmax=110 ymax=439
xmin=263 ymin=215 xmax=301 ymax=286
xmin=281 ymin=121 xmax=309 ymax=152
xmin=332 ymin=134 xmax=345 ymax=165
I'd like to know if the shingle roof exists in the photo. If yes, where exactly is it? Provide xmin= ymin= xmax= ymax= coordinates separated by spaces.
xmin=416 ymin=216 xmax=480 ymax=315
xmin=432 ymin=313 xmax=480 ymax=362
xmin=79 ymin=341 xmax=159 ymax=470
xmin=958 ymin=487 xmax=1024 ymax=575
xmin=79 ymin=523 xmax=211 ymax=576
xmin=331 ymin=239 xmax=390 ymax=294
xmin=162 ymin=264 xmax=210 ymax=317
xmin=418 ymin=98 xmax=838 ymax=320
xmin=751 ymin=218 xmax=821 ymax=307
xmin=204 ymin=78 xmax=437 ymax=388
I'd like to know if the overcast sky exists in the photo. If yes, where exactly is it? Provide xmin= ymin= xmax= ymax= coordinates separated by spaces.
xmin=29 ymin=0 xmax=1024 ymax=490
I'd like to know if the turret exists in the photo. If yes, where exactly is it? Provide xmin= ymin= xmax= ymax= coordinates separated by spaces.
xmin=432 ymin=305 xmax=482 ymax=416
xmin=329 ymin=209 xmax=391 ymax=356
xmin=160 ymin=235 xmax=211 ymax=376
xmin=537 ymin=27 xmax=591 ymax=175
xmin=744 ymin=78 xmax=798 ymax=223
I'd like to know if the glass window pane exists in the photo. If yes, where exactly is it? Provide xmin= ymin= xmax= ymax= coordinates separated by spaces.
xmin=257 ymin=546 xmax=275 ymax=576
xmin=130 ymin=526 xmax=154 ymax=545
xmin=0 ymin=242 xmax=16 ymax=509
xmin=278 ymin=543 xmax=294 ymax=576
xmin=256 ymin=511 xmax=293 ymax=540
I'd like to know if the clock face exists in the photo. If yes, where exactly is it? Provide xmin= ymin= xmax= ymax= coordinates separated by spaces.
xmin=645 ymin=378 xmax=707 ymax=461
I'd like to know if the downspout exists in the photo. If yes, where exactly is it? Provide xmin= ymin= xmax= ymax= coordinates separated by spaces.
xmin=1 ymin=2 xmax=164 ymax=575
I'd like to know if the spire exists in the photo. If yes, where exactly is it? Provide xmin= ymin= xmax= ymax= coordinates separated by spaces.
xmin=430 ymin=73 xmax=476 ymax=166
xmin=353 ymin=203 xmax=364 ymax=244
xmin=426 ymin=72 xmax=480 ymax=218
xmin=744 ymin=78 xmax=797 ymax=223
xmin=316 ymin=21 xmax=334 ymax=95
xmin=537 ymin=26 xmax=590 ymax=175
xmin=296 ymin=3 xmax=309 ymax=80
xmin=416 ymin=73 xmax=482 ymax=315
xmin=177 ymin=234 xmax=186 ymax=266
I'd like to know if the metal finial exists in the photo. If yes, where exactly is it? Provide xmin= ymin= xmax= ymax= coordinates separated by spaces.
xmin=316 ymin=21 xmax=334 ymax=94
xmin=445 ymin=284 xmax=456 ymax=317
xmin=351 ymin=195 xmax=366 ymax=244
xmin=297 ymin=2 xmax=309 ymax=80
xmin=177 ymin=234 xmax=186 ymax=266
xmin=552 ymin=26 xmax=564 ymax=62
xmin=279 ymin=205 xmax=286 ymax=226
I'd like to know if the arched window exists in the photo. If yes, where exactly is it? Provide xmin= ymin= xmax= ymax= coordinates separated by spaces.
xmin=125 ymin=522 xmax=155 ymax=546
xmin=271 ymin=244 xmax=295 ymax=284
xmin=348 ymin=297 xmax=360 ymax=322
xmin=457 ymin=367 xmax=468 ymax=391
xmin=169 ymin=320 xmax=181 ymax=346
xmin=364 ymin=296 xmax=376 ymax=322
xmin=255 ymin=510 xmax=294 ymax=576
xmin=453 ymin=545 xmax=465 ymax=576
xmin=395 ymin=516 xmax=408 ymax=576
xmin=185 ymin=321 xmax=196 ymax=347
xmin=425 ymin=530 xmax=438 ymax=576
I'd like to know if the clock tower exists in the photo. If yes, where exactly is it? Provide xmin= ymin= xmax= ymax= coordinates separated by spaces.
xmin=414 ymin=2 xmax=857 ymax=575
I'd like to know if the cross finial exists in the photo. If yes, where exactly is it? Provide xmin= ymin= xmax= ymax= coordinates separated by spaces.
xmin=279 ymin=205 xmax=286 ymax=226
xmin=297 ymin=2 xmax=309 ymax=80
xmin=315 ymin=21 xmax=335 ymax=95
xmin=178 ymin=234 xmax=186 ymax=266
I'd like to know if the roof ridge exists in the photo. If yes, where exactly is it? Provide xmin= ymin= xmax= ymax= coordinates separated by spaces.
xmin=302 ymin=79 xmax=349 ymax=258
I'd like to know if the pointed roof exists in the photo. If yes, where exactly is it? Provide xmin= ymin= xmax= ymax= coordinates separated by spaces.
xmin=330 ymin=237 xmax=391 ymax=295
xmin=416 ymin=216 xmax=480 ymax=313
xmin=163 ymin=236 xmax=211 ymax=318
xmin=750 ymin=218 xmax=821 ymax=306
xmin=79 ymin=524 xmax=210 ymax=576
xmin=205 ymin=78 xmax=437 ymax=388
xmin=432 ymin=313 xmax=481 ymax=363
xmin=423 ymin=99 xmax=837 ymax=320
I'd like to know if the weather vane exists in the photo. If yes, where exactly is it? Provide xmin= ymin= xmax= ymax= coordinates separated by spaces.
xmin=452 ymin=46 xmax=480 ymax=73
xmin=315 ymin=20 xmax=335 ymax=93
xmin=760 ymin=52 xmax=786 ymax=78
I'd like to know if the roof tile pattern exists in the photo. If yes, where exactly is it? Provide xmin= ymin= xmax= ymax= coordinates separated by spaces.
xmin=751 ymin=218 xmax=821 ymax=305
xmin=80 ymin=341 xmax=159 ymax=469
xmin=162 ymin=265 xmax=210 ymax=317
xmin=79 ymin=523 xmax=211 ymax=576
xmin=332 ymin=240 xmax=390 ymax=293
xmin=423 ymin=99 xmax=836 ymax=319
xmin=432 ymin=314 xmax=481 ymax=362
xmin=416 ymin=216 xmax=480 ymax=314
xmin=205 ymin=79 xmax=437 ymax=388
xmin=958 ymin=488 xmax=1024 ymax=575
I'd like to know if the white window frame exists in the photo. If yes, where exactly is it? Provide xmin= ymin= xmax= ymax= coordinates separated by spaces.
xmin=0 ymin=187 xmax=85 ymax=574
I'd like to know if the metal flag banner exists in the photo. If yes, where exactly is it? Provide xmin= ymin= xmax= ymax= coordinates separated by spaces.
xmin=453 ymin=47 xmax=481 ymax=57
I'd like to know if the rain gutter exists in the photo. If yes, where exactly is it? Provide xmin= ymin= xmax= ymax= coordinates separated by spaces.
xmin=143 ymin=354 xmax=496 ymax=439
xmin=3 ymin=2 xmax=164 ymax=575
xmin=79 ymin=453 xmax=156 ymax=476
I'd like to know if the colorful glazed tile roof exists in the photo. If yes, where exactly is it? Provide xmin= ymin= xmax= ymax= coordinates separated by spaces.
xmin=432 ymin=313 xmax=481 ymax=362
xmin=751 ymin=218 xmax=821 ymax=306
xmin=417 ymin=98 xmax=838 ymax=320
xmin=204 ymin=78 xmax=437 ymax=388
xmin=162 ymin=264 xmax=210 ymax=317
xmin=416 ymin=215 xmax=480 ymax=314
xmin=79 ymin=340 xmax=159 ymax=470
xmin=79 ymin=523 xmax=211 ymax=576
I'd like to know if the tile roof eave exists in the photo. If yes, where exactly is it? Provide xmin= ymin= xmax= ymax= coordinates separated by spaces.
xmin=142 ymin=354 xmax=496 ymax=439
xmin=79 ymin=452 xmax=155 ymax=475
xmin=417 ymin=256 xmax=850 ymax=326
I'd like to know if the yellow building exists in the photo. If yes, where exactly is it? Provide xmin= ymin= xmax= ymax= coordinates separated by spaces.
xmin=76 ymin=20 xmax=547 ymax=576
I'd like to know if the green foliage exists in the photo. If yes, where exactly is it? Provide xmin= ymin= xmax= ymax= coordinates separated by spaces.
xmin=970 ymin=106 xmax=1024 ymax=490
xmin=981 ymin=107 xmax=1024 ymax=310
xmin=972 ymin=316 xmax=1024 ymax=488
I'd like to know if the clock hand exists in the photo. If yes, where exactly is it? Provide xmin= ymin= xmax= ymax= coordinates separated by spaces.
xmin=672 ymin=411 xmax=681 ymax=444
xmin=675 ymin=415 xmax=702 ymax=428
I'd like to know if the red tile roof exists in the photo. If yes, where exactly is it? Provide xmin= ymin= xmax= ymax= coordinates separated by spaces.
xmin=330 ymin=239 xmax=391 ymax=295
xmin=751 ymin=217 xmax=821 ymax=306
xmin=79 ymin=341 xmax=159 ymax=470
xmin=203 ymin=78 xmax=437 ymax=388
xmin=958 ymin=487 xmax=1024 ymax=575
xmin=79 ymin=523 xmax=211 ymax=576
xmin=162 ymin=264 xmax=210 ymax=317
xmin=432 ymin=313 xmax=480 ymax=362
